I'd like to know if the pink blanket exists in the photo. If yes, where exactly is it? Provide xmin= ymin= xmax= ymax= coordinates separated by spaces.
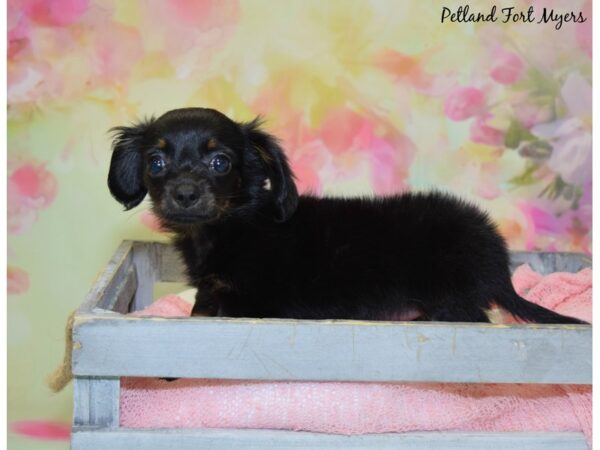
xmin=121 ymin=264 xmax=592 ymax=444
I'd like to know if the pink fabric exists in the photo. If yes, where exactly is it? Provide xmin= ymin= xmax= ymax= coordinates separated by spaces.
xmin=121 ymin=265 xmax=592 ymax=445
xmin=511 ymin=265 xmax=592 ymax=323
xmin=129 ymin=294 xmax=192 ymax=317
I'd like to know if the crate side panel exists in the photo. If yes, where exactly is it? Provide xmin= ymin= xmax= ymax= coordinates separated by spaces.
xmin=157 ymin=242 xmax=187 ymax=282
xmin=72 ymin=317 xmax=591 ymax=384
xmin=131 ymin=243 xmax=162 ymax=311
xmin=73 ymin=377 xmax=120 ymax=427
xmin=509 ymin=252 xmax=591 ymax=275
xmin=81 ymin=241 xmax=135 ymax=314
xmin=70 ymin=429 xmax=588 ymax=450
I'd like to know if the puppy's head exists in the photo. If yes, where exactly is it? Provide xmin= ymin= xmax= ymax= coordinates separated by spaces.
xmin=108 ymin=108 xmax=298 ymax=226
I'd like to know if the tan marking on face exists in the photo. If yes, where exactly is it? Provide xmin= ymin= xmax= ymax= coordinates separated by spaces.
xmin=157 ymin=138 xmax=166 ymax=149
xmin=207 ymin=138 xmax=218 ymax=149
xmin=216 ymin=199 xmax=231 ymax=218
xmin=254 ymin=144 xmax=273 ymax=163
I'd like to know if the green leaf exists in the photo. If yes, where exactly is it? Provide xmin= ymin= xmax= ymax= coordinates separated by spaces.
xmin=526 ymin=68 xmax=561 ymax=98
xmin=571 ymin=187 xmax=583 ymax=210
xmin=538 ymin=176 xmax=583 ymax=206
xmin=509 ymin=161 xmax=540 ymax=187
xmin=504 ymin=120 xmax=536 ymax=149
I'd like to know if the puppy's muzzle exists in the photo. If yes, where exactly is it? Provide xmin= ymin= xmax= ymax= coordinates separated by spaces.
xmin=162 ymin=180 xmax=217 ymax=223
xmin=173 ymin=183 xmax=200 ymax=209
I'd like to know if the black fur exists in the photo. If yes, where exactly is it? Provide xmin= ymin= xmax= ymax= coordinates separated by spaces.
xmin=108 ymin=107 xmax=586 ymax=324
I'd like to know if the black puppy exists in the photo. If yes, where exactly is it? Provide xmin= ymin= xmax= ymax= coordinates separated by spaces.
xmin=108 ymin=107 xmax=585 ymax=324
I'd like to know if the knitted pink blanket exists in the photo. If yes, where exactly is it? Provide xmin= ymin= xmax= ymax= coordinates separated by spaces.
xmin=121 ymin=264 xmax=592 ymax=445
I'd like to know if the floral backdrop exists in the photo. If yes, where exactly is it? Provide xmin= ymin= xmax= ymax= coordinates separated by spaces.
xmin=7 ymin=0 xmax=592 ymax=448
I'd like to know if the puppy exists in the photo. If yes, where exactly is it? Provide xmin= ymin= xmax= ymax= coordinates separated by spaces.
xmin=108 ymin=107 xmax=586 ymax=324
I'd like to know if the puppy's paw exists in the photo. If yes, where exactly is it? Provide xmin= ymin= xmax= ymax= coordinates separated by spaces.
xmin=192 ymin=274 xmax=233 ymax=316
xmin=191 ymin=302 xmax=218 ymax=316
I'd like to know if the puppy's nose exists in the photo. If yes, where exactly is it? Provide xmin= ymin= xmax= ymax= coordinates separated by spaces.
xmin=173 ymin=184 xmax=200 ymax=208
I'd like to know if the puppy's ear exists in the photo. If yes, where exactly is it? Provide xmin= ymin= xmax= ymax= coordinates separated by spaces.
xmin=242 ymin=118 xmax=298 ymax=222
xmin=108 ymin=119 xmax=153 ymax=210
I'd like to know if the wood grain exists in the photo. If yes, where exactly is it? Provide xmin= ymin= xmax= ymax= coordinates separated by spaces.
xmin=71 ymin=428 xmax=588 ymax=450
xmin=72 ymin=315 xmax=591 ymax=384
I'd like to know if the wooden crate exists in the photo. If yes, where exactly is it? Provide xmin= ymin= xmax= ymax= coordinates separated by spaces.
xmin=71 ymin=241 xmax=592 ymax=449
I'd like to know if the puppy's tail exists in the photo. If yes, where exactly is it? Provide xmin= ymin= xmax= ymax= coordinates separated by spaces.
xmin=496 ymin=289 xmax=588 ymax=324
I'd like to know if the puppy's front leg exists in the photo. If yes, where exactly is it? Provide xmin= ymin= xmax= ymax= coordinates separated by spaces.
xmin=191 ymin=274 xmax=233 ymax=317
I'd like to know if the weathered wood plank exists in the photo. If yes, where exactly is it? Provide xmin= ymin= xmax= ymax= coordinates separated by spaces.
xmin=72 ymin=316 xmax=591 ymax=384
xmin=73 ymin=377 xmax=120 ymax=427
xmin=157 ymin=242 xmax=187 ymax=282
xmin=79 ymin=241 xmax=135 ymax=313
xmin=131 ymin=242 xmax=161 ymax=311
xmin=99 ymin=266 xmax=137 ymax=314
xmin=129 ymin=241 xmax=186 ymax=284
xmin=70 ymin=428 xmax=588 ymax=450
xmin=509 ymin=251 xmax=591 ymax=275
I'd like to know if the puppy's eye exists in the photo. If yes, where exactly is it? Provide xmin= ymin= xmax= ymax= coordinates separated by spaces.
xmin=149 ymin=155 xmax=166 ymax=175
xmin=209 ymin=154 xmax=231 ymax=174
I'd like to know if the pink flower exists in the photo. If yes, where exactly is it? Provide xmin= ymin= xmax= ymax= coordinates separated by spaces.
xmin=444 ymin=87 xmax=485 ymax=121
xmin=317 ymin=108 xmax=414 ymax=193
xmin=11 ymin=420 xmax=70 ymax=441
xmin=514 ymin=102 xmax=553 ymax=129
xmin=144 ymin=0 xmax=239 ymax=65
xmin=352 ymin=123 xmax=413 ymax=195
xmin=8 ymin=266 xmax=30 ymax=295
xmin=8 ymin=163 xmax=58 ymax=235
xmin=21 ymin=0 xmax=89 ymax=27
xmin=166 ymin=0 xmax=239 ymax=28
xmin=289 ymin=144 xmax=327 ymax=194
xmin=536 ymin=118 xmax=591 ymax=185
xmin=372 ymin=49 xmax=433 ymax=90
xmin=490 ymin=50 xmax=525 ymax=85
xmin=92 ymin=23 xmax=144 ymax=82
xmin=8 ymin=3 xmax=30 ymax=58
xmin=319 ymin=109 xmax=371 ymax=155
xmin=470 ymin=115 xmax=504 ymax=146
xmin=517 ymin=178 xmax=592 ymax=253
xmin=367 ymin=134 xmax=413 ymax=195
xmin=530 ymin=72 xmax=592 ymax=185
xmin=518 ymin=203 xmax=562 ymax=251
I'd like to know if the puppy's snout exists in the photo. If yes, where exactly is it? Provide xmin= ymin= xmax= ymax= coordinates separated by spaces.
xmin=173 ymin=183 xmax=201 ymax=208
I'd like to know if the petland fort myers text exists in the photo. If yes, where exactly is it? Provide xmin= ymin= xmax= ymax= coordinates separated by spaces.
xmin=441 ymin=5 xmax=586 ymax=30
